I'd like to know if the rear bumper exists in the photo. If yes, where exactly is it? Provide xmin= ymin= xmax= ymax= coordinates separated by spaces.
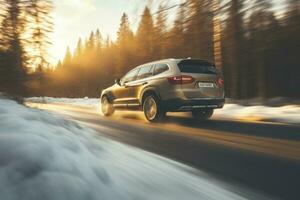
xmin=162 ymin=98 xmax=225 ymax=111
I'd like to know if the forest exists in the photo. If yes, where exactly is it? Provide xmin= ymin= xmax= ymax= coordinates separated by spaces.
xmin=0 ymin=0 xmax=299 ymax=99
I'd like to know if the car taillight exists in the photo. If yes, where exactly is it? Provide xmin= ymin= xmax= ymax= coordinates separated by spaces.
xmin=216 ymin=77 xmax=224 ymax=86
xmin=167 ymin=75 xmax=195 ymax=85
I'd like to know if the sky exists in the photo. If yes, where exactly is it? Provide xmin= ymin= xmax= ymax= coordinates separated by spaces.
xmin=49 ymin=0 xmax=180 ymax=65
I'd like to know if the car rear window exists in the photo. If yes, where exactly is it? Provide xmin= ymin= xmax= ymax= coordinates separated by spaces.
xmin=178 ymin=60 xmax=216 ymax=74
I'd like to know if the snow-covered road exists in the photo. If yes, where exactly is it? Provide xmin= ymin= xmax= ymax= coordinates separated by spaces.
xmin=0 ymin=97 xmax=268 ymax=200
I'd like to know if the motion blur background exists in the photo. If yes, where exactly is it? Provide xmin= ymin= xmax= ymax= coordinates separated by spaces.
xmin=0 ymin=0 xmax=299 ymax=101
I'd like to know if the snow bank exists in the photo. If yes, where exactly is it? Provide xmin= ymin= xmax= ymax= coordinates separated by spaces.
xmin=26 ymin=97 xmax=99 ymax=108
xmin=0 ymin=98 xmax=263 ymax=200
xmin=214 ymin=104 xmax=300 ymax=124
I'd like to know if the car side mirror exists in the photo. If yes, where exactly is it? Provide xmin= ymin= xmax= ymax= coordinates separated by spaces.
xmin=115 ymin=78 xmax=121 ymax=86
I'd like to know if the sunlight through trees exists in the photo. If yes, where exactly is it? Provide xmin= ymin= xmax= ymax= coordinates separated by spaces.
xmin=0 ymin=0 xmax=299 ymax=99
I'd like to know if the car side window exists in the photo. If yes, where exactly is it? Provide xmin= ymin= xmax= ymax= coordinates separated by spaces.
xmin=153 ymin=63 xmax=169 ymax=75
xmin=137 ymin=65 xmax=153 ymax=80
xmin=121 ymin=68 xmax=139 ymax=84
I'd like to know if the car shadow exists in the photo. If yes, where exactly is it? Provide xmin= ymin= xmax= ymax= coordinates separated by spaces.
xmin=162 ymin=114 xmax=300 ymax=140
xmin=113 ymin=110 xmax=300 ymax=140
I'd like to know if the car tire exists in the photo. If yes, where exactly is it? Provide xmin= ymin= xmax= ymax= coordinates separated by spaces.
xmin=192 ymin=109 xmax=214 ymax=120
xmin=101 ymin=96 xmax=114 ymax=116
xmin=143 ymin=94 xmax=165 ymax=122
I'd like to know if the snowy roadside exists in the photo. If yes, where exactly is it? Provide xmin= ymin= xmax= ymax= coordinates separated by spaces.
xmin=27 ymin=96 xmax=100 ymax=108
xmin=0 ymin=97 xmax=266 ymax=200
xmin=214 ymin=104 xmax=300 ymax=125
xmin=26 ymin=97 xmax=300 ymax=125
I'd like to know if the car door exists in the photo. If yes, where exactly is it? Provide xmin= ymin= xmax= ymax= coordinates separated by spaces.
xmin=113 ymin=68 xmax=140 ymax=106
xmin=128 ymin=65 xmax=154 ymax=106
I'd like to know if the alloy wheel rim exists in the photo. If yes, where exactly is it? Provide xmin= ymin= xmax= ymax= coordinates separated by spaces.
xmin=144 ymin=96 xmax=157 ymax=120
xmin=101 ymin=98 xmax=110 ymax=115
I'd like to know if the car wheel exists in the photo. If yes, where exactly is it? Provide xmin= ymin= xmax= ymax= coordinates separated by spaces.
xmin=101 ymin=96 xmax=114 ymax=116
xmin=192 ymin=109 xmax=214 ymax=120
xmin=143 ymin=94 xmax=165 ymax=122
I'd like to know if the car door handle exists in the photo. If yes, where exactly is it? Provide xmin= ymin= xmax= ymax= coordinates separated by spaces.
xmin=126 ymin=82 xmax=147 ymax=87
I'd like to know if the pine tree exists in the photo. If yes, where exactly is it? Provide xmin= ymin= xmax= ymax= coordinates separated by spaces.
xmin=186 ymin=0 xmax=214 ymax=60
xmin=87 ymin=31 xmax=95 ymax=52
xmin=167 ymin=3 xmax=187 ymax=58
xmin=85 ymin=31 xmax=97 ymax=68
xmin=247 ymin=0 xmax=278 ymax=98
xmin=280 ymin=0 xmax=300 ymax=97
xmin=95 ymin=29 xmax=102 ymax=53
xmin=136 ymin=7 xmax=154 ymax=63
xmin=62 ymin=46 xmax=72 ymax=67
xmin=153 ymin=4 xmax=168 ymax=59
xmin=117 ymin=13 xmax=133 ymax=46
xmin=26 ymin=0 xmax=53 ymax=69
xmin=74 ymin=38 xmax=83 ymax=63
xmin=116 ymin=13 xmax=134 ymax=75
xmin=222 ymin=0 xmax=245 ymax=99
xmin=0 ymin=0 xmax=27 ymax=95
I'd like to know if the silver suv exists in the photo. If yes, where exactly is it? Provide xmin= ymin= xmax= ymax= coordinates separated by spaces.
xmin=101 ymin=58 xmax=225 ymax=122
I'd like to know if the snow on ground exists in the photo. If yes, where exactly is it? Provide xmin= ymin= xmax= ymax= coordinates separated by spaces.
xmin=0 ymin=97 xmax=265 ymax=200
xmin=214 ymin=104 xmax=300 ymax=124
xmin=26 ymin=97 xmax=300 ymax=125
xmin=27 ymin=97 xmax=99 ymax=108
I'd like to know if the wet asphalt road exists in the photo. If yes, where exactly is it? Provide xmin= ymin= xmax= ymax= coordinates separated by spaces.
xmin=27 ymin=103 xmax=300 ymax=200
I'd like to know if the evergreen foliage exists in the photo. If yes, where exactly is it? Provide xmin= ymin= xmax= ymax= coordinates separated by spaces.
xmin=1 ymin=0 xmax=299 ymax=99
